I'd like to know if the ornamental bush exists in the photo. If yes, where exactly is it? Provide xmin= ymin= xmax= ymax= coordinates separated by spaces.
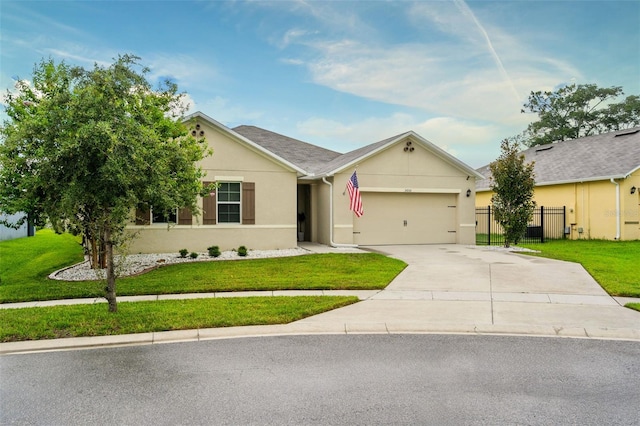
xmin=207 ymin=245 xmax=221 ymax=257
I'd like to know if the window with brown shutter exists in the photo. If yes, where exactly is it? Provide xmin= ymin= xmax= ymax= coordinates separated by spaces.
xmin=203 ymin=181 xmax=216 ymax=224
xmin=242 ymin=182 xmax=255 ymax=225
xmin=135 ymin=206 xmax=151 ymax=225
xmin=178 ymin=207 xmax=192 ymax=225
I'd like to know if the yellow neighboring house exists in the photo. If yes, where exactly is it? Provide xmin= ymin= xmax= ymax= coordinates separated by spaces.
xmin=476 ymin=127 xmax=640 ymax=241
xmin=127 ymin=112 xmax=484 ymax=253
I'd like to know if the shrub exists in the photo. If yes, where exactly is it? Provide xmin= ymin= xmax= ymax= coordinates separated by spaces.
xmin=207 ymin=245 xmax=221 ymax=257
xmin=189 ymin=252 xmax=198 ymax=259
xmin=237 ymin=245 xmax=248 ymax=257
xmin=179 ymin=249 xmax=189 ymax=258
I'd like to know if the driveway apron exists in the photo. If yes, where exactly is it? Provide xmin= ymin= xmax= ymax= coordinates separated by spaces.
xmin=296 ymin=245 xmax=640 ymax=339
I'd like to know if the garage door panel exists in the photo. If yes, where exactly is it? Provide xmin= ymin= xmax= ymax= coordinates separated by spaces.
xmin=353 ymin=193 xmax=457 ymax=245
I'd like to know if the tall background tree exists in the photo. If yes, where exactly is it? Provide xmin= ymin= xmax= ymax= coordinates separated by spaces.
xmin=489 ymin=139 xmax=536 ymax=248
xmin=517 ymin=83 xmax=640 ymax=147
xmin=0 ymin=55 xmax=210 ymax=312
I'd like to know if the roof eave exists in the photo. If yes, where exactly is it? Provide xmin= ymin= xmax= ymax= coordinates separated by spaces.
xmin=183 ymin=112 xmax=309 ymax=176
xmin=476 ymin=172 xmax=636 ymax=192
xmin=320 ymin=131 xmax=484 ymax=179
xmin=322 ymin=134 xmax=407 ymax=177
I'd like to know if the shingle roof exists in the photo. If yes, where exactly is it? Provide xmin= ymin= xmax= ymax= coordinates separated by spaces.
xmin=186 ymin=112 xmax=480 ymax=178
xmin=232 ymin=125 xmax=342 ymax=173
xmin=476 ymin=127 xmax=640 ymax=191
xmin=234 ymin=125 xmax=482 ymax=178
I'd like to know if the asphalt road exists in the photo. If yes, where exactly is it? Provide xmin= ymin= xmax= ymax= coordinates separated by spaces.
xmin=2 ymin=335 xmax=639 ymax=425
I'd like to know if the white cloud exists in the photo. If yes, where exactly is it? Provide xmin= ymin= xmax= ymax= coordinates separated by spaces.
xmin=195 ymin=95 xmax=264 ymax=126
xmin=277 ymin=28 xmax=318 ymax=48
xmin=146 ymin=54 xmax=219 ymax=89
xmin=295 ymin=112 xmax=509 ymax=167
xmin=282 ymin=1 xmax=582 ymax=131
xmin=43 ymin=48 xmax=111 ymax=67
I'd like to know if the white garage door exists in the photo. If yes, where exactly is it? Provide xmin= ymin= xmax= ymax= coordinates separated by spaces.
xmin=353 ymin=192 xmax=457 ymax=245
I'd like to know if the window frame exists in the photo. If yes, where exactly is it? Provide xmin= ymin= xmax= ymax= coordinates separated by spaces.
xmin=216 ymin=182 xmax=242 ymax=224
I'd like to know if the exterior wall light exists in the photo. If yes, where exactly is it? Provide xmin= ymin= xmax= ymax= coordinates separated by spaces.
xmin=466 ymin=189 xmax=471 ymax=197
xmin=631 ymin=186 xmax=637 ymax=195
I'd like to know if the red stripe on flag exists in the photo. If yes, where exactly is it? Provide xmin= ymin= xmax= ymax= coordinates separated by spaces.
xmin=347 ymin=171 xmax=364 ymax=217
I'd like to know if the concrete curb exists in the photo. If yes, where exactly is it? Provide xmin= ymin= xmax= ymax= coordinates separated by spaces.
xmin=2 ymin=322 xmax=639 ymax=355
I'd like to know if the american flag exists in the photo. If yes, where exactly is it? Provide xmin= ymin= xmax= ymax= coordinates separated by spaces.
xmin=346 ymin=171 xmax=364 ymax=217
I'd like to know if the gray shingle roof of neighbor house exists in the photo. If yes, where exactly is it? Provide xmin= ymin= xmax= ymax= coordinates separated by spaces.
xmin=475 ymin=127 xmax=640 ymax=191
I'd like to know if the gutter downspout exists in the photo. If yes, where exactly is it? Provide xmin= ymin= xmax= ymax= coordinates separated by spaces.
xmin=610 ymin=178 xmax=621 ymax=240
xmin=322 ymin=177 xmax=358 ymax=248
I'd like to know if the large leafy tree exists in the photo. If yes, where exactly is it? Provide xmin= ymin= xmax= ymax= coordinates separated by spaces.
xmin=0 ymin=55 xmax=210 ymax=312
xmin=519 ymin=83 xmax=640 ymax=147
xmin=489 ymin=139 xmax=536 ymax=248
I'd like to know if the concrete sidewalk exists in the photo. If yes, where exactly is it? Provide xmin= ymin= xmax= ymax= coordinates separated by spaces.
xmin=2 ymin=244 xmax=639 ymax=355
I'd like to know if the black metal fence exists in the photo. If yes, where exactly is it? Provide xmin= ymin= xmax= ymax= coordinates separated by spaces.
xmin=475 ymin=206 xmax=566 ymax=245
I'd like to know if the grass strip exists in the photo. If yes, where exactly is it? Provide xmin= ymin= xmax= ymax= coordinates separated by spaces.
xmin=627 ymin=303 xmax=640 ymax=313
xmin=0 ymin=296 xmax=357 ymax=342
xmin=520 ymin=240 xmax=640 ymax=297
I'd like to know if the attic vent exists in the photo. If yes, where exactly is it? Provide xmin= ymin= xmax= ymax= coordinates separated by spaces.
xmin=535 ymin=145 xmax=554 ymax=152
xmin=614 ymin=129 xmax=640 ymax=137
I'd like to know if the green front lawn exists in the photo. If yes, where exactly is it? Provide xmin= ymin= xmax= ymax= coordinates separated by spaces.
xmin=0 ymin=230 xmax=407 ymax=303
xmin=0 ymin=230 xmax=404 ymax=342
xmin=519 ymin=239 xmax=640 ymax=298
xmin=0 ymin=229 xmax=84 ymax=286
xmin=0 ymin=296 xmax=358 ymax=342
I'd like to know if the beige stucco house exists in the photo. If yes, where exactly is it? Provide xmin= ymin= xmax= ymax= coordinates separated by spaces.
xmin=128 ymin=112 xmax=483 ymax=253
xmin=476 ymin=127 xmax=640 ymax=241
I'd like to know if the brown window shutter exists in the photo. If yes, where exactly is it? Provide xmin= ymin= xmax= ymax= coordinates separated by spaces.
xmin=178 ymin=207 xmax=192 ymax=225
xmin=242 ymin=182 xmax=255 ymax=225
xmin=203 ymin=181 xmax=216 ymax=225
xmin=135 ymin=206 xmax=151 ymax=225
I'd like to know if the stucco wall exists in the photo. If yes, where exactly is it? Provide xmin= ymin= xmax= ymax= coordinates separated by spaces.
xmin=313 ymin=179 xmax=332 ymax=246
xmin=477 ymin=173 xmax=640 ymax=240
xmin=128 ymin=120 xmax=298 ymax=253
xmin=329 ymin=136 xmax=477 ymax=245
xmin=622 ymin=169 xmax=640 ymax=240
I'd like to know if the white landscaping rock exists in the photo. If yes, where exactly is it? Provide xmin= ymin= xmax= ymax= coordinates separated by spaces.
xmin=50 ymin=248 xmax=309 ymax=281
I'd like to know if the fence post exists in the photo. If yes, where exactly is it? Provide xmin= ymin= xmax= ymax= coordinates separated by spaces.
xmin=563 ymin=206 xmax=566 ymax=240
xmin=487 ymin=205 xmax=491 ymax=246
xmin=540 ymin=205 xmax=545 ymax=243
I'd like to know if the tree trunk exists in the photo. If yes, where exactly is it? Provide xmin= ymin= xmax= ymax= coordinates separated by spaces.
xmin=104 ymin=226 xmax=118 ymax=313
xmin=90 ymin=236 xmax=99 ymax=269
xmin=99 ymin=239 xmax=107 ymax=269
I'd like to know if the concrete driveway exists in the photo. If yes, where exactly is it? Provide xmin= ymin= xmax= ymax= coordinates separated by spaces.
xmin=296 ymin=245 xmax=640 ymax=340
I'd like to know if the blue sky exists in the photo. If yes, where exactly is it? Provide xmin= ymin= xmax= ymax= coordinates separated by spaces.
xmin=1 ymin=1 xmax=639 ymax=168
